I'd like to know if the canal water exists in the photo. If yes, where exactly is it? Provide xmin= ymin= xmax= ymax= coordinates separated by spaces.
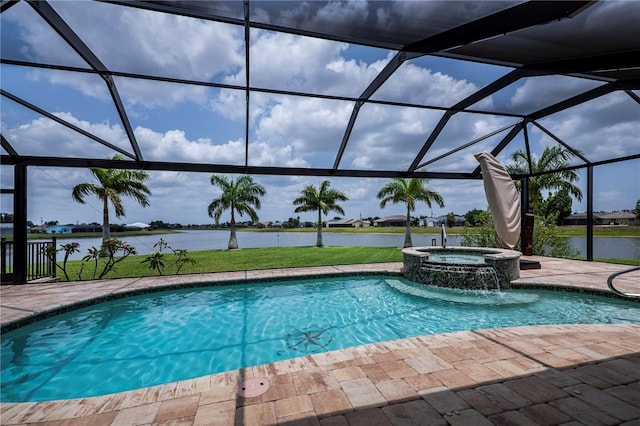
xmin=28 ymin=229 xmax=640 ymax=261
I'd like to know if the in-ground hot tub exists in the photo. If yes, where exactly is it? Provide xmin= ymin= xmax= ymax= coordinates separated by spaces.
xmin=401 ymin=246 xmax=521 ymax=290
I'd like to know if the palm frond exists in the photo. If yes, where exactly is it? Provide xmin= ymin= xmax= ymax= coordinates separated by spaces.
xmin=293 ymin=181 xmax=348 ymax=217
xmin=208 ymin=175 xmax=265 ymax=224
xmin=377 ymin=177 xmax=443 ymax=211
xmin=507 ymin=145 xmax=583 ymax=214
xmin=71 ymin=183 xmax=101 ymax=203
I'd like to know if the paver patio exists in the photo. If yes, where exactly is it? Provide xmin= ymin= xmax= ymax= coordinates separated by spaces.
xmin=1 ymin=257 xmax=638 ymax=425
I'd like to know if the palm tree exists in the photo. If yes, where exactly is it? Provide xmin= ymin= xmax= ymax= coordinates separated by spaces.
xmin=293 ymin=180 xmax=349 ymax=248
xmin=72 ymin=155 xmax=151 ymax=243
xmin=506 ymin=145 xmax=583 ymax=215
xmin=208 ymin=175 xmax=266 ymax=249
xmin=377 ymin=177 xmax=444 ymax=248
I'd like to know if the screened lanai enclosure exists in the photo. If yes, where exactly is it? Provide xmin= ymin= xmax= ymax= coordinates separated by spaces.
xmin=1 ymin=1 xmax=639 ymax=283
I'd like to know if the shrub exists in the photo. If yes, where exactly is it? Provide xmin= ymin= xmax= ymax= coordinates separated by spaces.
xmin=43 ymin=241 xmax=80 ymax=281
xmin=142 ymin=238 xmax=196 ymax=275
xmin=43 ymin=238 xmax=136 ymax=280
xmin=460 ymin=210 xmax=501 ymax=248
xmin=532 ymin=216 xmax=579 ymax=258
xmin=461 ymin=210 xmax=579 ymax=258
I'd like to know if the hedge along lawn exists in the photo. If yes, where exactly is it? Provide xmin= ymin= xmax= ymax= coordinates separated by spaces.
xmin=57 ymin=246 xmax=404 ymax=281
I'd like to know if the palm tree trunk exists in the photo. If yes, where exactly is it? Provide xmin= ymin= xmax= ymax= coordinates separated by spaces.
xmin=316 ymin=209 xmax=323 ymax=247
xmin=100 ymin=197 xmax=111 ymax=257
xmin=530 ymin=181 xmax=541 ymax=216
xmin=532 ymin=192 xmax=540 ymax=216
xmin=228 ymin=209 xmax=239 ymax=249
xmin=228 ymin=225 xmax=238 ymax=249
xmin=102 ymin=197 xmax=110 ymax=242
xmin=403 ymin=206 xmax=413 ymax=248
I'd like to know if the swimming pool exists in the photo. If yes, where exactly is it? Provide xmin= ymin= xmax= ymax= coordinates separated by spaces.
xmin=2 ymin=275 xmax=639 ymax=402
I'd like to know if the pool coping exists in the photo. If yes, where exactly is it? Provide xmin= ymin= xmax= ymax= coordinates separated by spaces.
xmin=1 ymin=258 xmax=639 ymax=425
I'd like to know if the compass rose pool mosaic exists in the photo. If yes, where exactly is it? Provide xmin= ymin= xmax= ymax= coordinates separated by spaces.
xmin=2 ymin=275 xmax=639 ymax=402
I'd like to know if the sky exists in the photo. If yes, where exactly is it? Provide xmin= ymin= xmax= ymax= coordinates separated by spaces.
xmin=1 ymin=1 xmax=639 ymax=227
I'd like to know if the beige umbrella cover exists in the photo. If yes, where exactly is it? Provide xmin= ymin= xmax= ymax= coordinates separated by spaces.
xmin=474 ymin=152 xmax=521 ymax=249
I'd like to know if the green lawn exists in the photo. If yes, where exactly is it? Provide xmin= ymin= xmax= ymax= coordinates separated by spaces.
xmin=56 ymin=246 xmax=404 ymax=281
xmin=48 ymin=244 xmax=639 ymax=282
xmin=553 ymin=226 xmax=640 ymax=238
xmin=7 ymin=225 xmax=639 ymax=281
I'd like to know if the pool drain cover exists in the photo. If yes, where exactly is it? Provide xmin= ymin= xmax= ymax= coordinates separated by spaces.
xmin=286 ymin=326 xmax=333 ymax=353
xmin=236 ymin=377 xmax=270 ymax=398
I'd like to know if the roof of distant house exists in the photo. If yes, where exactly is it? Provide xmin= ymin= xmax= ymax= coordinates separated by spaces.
xmin=567 ymin=211 xmax=636 ymax=220
xmin=126 ymin=222 xmax=151 ymax=228
xmin=598 ymin=211 xmax=636 ymax=220
xmin=375 ymin=215 xmax=415 ymax=222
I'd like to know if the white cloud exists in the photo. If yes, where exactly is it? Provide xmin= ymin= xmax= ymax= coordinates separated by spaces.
xmin=212 ymin=31 xmax=388 ymax=120
xmin=376 ymin=63 xmax=479 ymax=106
xmin=249 ymin=32 xmax=350 ymax=92
xmin=4 ymin=0 xmax=638 ymax=227
xmin=55 ymin=2 xmax=244 ymax=80
xmin=596 ymin=190 xmax=628 ymax=205
xmin=254 ymin=96 xmax=352 ymax=158
xmin=439 ymin=180 xmax=487 ymax=212
xmin=315 ymin=0 xmax=370 ymax=25
xmin=117 ymin=79 xmax=210 ymax=110
xmin=509 ymin=75 xmax=601 ymax=112
xmin=28 ymin=69 xmax=112 ymax=102
xmin=134 ymin=126 xmax=310 ymax=168
xmin=2 ymin=2 xmax=86 ymax=67
xmin=251 ymin=1 xmax=370 ymax=35
xmin=25 ymin=166 xmax=216 ymax=226
xmin=9 ymin=1 xmax=244 ymax=109
xmin=537 ymin=92 xmax=640 ymax=161
xmin=135 ymin=128 xmax=243 ymax=164
xmin=5 ymin=112 xmax=130 ymax=157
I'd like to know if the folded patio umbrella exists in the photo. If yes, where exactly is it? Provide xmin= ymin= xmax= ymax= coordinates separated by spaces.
xmin=474 ymin=152 xmax=521 ymax=249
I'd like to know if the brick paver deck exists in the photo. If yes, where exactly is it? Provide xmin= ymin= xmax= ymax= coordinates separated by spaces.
xmin=1 ymin=257 xmax=638 ymax=425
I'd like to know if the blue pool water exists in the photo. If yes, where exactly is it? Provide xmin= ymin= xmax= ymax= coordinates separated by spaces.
xmin=2 ymin=275 xmax=639 ymax=402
